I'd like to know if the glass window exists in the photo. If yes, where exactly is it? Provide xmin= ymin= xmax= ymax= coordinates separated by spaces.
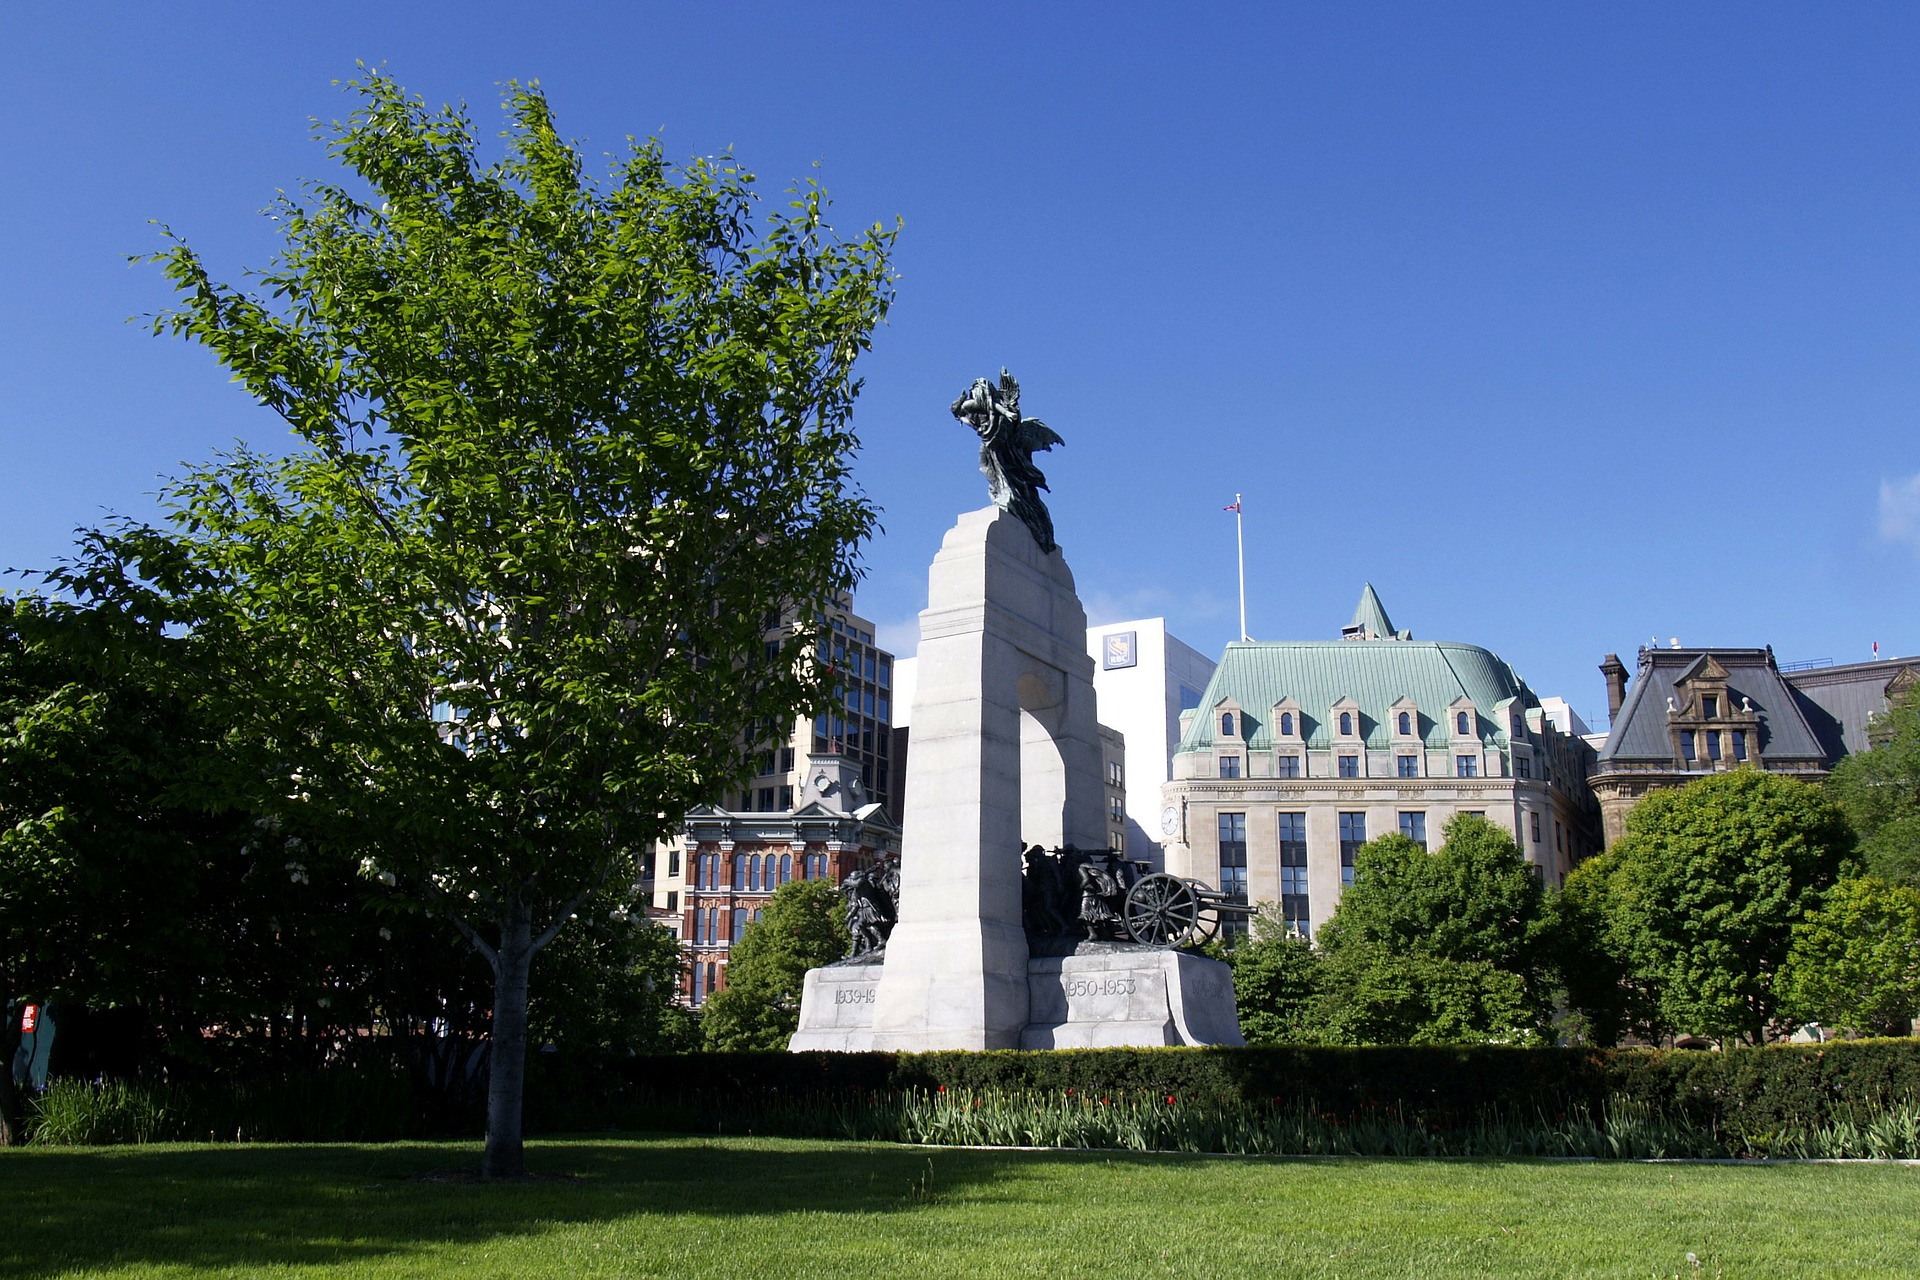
xmin=1279 ymin=812 xmax=1308 ymax=930
xmin=692 ymin=961 xmax=705 ymax=1003
xmin=1530 ymin=812 xmax=1541 ymax=843
xmin=1398 ymin=711 xmax=1411 ymax=735
xmin=878 ymin=660 xmax=891 ymax=689
xmin=731 ymin=907 xmax=747 ymax=944
xmin=1397 ymin=755 xmax=1418 ymax=778
xmin=1456 ymin=711 xmax=1471 ymax=735
xmin=1733 ymin=729 xmax=1748 ymax=761
xmin=668 ymin=848 xmax=681 ymax=878
xmin=1339 ymin=712 xmax=1353 ymax=736
xmin=1707 ymin=731 xmax=1722 ymax=762
xmin=666 ymin=890 xmax=678 ymax=912
xmin=1280 ymin=712 xmax=1294 ymax=736
xmin=780 ymin=853 xmax=792 ymax=883
xmin=1456 ymin=755 xmax=1478 ymax=778
xmin=1338 ymin=755 xmax=1359 ymax=778
xmin=1277 ymin=754 xmax=1301 ymax=778
xmin=732 ymin=853 xmax=747 ymax=888
xmin=1681 ymin=731 xmax=1696 ymax=762
xmin=1219 ymin=754 xmax=1242 ymax=779
xmin=1339 ymin=812 xmax=1366 ymax=886
xmin=1703 ymin=694 xmax=1719 ymax=719
xmin=1399 ymin=811 xmax=1426 ymax=848
xmin=1221 ymin=712 xmax=1235 ymax=737
xmin=1217 ymin=812 xmax=1249 ymax=926
xmin=1516 ymin=758 xmax=1531 ymax=779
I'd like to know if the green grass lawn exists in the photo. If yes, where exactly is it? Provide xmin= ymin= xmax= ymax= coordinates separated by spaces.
xmin=2 ymin=1136 xmax=1914 ymax=1279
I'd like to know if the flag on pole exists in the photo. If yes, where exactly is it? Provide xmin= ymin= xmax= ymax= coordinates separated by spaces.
xmin=1223 ymin=498 xmax=1241 ymax=512
xmin=1873 ymin=641 xmax=1880 ymax=657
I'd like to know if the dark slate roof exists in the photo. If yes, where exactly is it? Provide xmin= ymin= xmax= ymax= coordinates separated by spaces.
xmin=1596 ymin=648 xmax=1827 ymax=766
xmin=1783 ymin=657 xmax=1920 ymax=762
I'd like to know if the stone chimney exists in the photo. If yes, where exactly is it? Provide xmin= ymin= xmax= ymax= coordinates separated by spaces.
xmin=1600 ymin=653 xmax=1630 ymax=724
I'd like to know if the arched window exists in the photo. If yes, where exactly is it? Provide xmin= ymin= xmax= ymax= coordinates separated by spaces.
xmin=693 ymin=963 xmax=705 ymax=1003
xmin=1339 ymin=712 xmax=1352 ymax=736
xmin=732 ymin=853 xmax=748 ymax=889
xmin=691 ymin=909 xmax=704 ymax=945
xmin=731 ymin=907 xmax=747 ymax=943
xmin=1220 ymin=712 xmax=1235 ymax=738
xmin=753 ymin=854 xmax=765 ymax=891
xmin=1456 ymin=711 xmax=1470 ymax=735
xmin=1280 ymin=712 xmax=1293 ymax=736
xmin=705 ymin=961 xmax=717 ymax=997
xmin=780 ymin=853 xmax=793 ymax=883
xmin=1398 ymin=712 xmax=1411 ymax=735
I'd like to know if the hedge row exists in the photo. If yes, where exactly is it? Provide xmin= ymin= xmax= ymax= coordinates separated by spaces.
xmin=609 ymin=1039 xmax=1920 ymax=1133
xmin=21 ymin=1039 xmax=1920 ymax=1145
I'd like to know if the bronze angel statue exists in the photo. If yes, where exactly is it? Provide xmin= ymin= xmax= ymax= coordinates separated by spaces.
xmin=951 ymin=368 xmax=1064 ymax=554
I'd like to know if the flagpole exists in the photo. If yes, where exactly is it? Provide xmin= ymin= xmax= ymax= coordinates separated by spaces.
xmin=1234 ymin=492 xmax=1248 ymax=642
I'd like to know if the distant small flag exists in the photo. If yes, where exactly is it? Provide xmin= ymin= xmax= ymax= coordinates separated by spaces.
xmin=1874 ymin=641 xmax=1880 ymax=657
xmin=1223 ymin=499 xmax=1241 ymax=513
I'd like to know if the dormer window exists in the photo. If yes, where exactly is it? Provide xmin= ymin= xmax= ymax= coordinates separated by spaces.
xmin=1398 ymin=711 xmax=1411 ymax=735
xmin=1456 ymin=711 xmax=1470 ymax=735
xmin=1221 ymin=712 xmax=1235 ymax=738
xmin=1340 ymin=712 xmax=1353 ymax=736
xmin=1280 ymin=712 xmax=1293 ymax=736
xmin=1703 ymin=695 xmax=1719 ymax=719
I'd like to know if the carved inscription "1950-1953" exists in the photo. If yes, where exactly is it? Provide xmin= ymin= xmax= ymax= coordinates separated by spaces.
xmin=1063 ymin=975 xmax=1138 ymax=999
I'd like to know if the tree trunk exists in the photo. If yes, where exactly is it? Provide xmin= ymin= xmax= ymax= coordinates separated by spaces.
xmin=0 ymin=968 xmax=20 ymax=1148
xmin=482 ymin=899 xmax=533 ymax=1179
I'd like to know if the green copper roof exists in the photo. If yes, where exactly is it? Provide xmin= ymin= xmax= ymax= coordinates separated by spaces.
xmin=1178 ymin=638 xmax=1535 ymax=752
xmin=1345 ymin=582 xmax=1400 ymax=640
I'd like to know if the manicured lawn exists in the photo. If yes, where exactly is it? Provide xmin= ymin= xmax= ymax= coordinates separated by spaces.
xmin=2 ymin=1135 xmax=1913 ymax=1278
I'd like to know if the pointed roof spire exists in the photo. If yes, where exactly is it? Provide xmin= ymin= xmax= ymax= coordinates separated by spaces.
xmin=1342 ymin=582 xmax=1402 ymax=641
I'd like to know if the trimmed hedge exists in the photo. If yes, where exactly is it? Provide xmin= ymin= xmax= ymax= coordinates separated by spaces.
xmin=609 ymin=1039 xmax=1920 ymax=1135
xmin=23 ymin=1039 xmax=1920 ymax=1148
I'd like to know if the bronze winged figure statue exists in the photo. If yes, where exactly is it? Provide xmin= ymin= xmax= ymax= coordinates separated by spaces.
xmin=950 ymin=368 xmax=1064 ymax=554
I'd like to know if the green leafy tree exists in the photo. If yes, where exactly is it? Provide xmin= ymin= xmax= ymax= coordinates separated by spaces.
xmin=1311 ymin=817 xmax=1556 ymax=1045
xmin=66 ymin=73 xmax=893 ymax=1175
xmin=1777 ymin=877 xmax=1920 ymax=1037
xmin=528 ymin=898 xmax=697 ymax=1058
xmin=1229 ymin=904 xmax=1324 ymax=1045
xmin=1825 ymin=686 xmax=1920 ymax=886
xmin=1597 ymin=769 xmax=1853 ymax=1044
xmin=701 ymin=878 xmax=848 ymax=1050
xmin=1550 ymin=853 xmax=1667 ymax=1047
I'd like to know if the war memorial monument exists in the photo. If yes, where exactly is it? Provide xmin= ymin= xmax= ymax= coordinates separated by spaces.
xmin=790 ymin=372 xmax=1244 ymax=1051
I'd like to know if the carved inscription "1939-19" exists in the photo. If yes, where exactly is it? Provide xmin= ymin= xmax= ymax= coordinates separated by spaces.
xmin=834 ymin=987 xmax=877 ymax=1007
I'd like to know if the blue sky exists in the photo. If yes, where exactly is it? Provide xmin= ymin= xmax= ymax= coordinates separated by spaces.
xmin=5 ymin=4 xmax=1919 ymax=729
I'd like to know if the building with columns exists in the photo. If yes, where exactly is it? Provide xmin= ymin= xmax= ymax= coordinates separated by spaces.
xmin=1159 ymin=587 xmax=1600 ymax=937
xmin=647 ymin=597 xmax=902 ymax=1005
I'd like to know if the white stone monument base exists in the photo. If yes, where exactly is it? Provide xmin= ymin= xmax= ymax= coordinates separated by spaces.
xmin=789 ymin=961 xmax=887 ymax=1052
xmin=1022 ymin=949 xmax=1244 ymax=1050
xmin=790 ymin=949 xmax=1243 ymax=1052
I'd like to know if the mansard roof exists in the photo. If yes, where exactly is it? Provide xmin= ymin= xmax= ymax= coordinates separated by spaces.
xmin=1177 ymin=637 xmax=1535 ymax=753
xmin=1596 ymin=647 xmax=1826 ymax=767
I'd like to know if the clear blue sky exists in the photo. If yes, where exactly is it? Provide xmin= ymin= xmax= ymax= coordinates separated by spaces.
xmin=6 ymin=4 xmax=1919 ymax=729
